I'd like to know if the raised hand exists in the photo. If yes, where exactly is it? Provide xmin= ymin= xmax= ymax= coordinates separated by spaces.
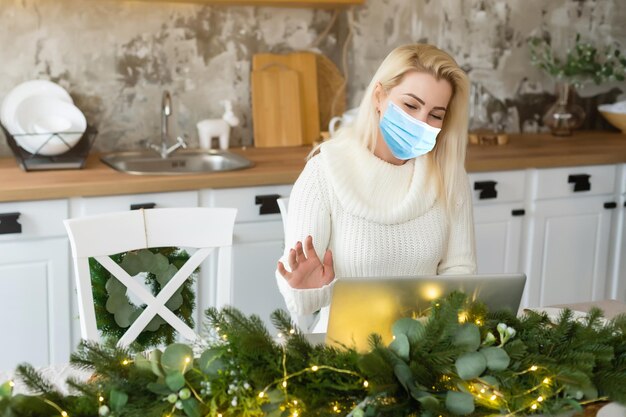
xmin=277 ymin=235 xmax=335 ymax=289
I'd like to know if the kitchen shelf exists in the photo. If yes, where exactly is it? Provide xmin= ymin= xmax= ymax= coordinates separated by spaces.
xmin=119 ymin=0 xmax=364 ymax=7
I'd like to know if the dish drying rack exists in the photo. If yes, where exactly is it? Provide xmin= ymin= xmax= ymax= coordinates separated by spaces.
xmin=1 ymin=123 xmax=98 ymax=172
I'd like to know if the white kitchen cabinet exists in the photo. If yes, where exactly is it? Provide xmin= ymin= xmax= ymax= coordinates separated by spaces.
xmin=469 ymin=171 xmax=528 ymax=278
xmin=202 ymin=185 xmax=292 ymax=333
xmin=70 ymin=190 xmax=199 ymax=216
xmin=0 ymin=200 xmax=71 ymax=371
xmin=526 ymin=165 xmax=618 ymax=307
xmin=608 ymin=164 xmax=626 ymax=302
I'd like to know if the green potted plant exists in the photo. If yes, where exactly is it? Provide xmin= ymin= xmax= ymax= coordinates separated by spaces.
xmin=528 ymin=33 xmax=626 ymax=136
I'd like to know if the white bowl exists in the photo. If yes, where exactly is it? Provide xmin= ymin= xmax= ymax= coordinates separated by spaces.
xmin=13 ymin=95 xmax=86 ymax=156
xmin=1 ymin=80 xmax=73 ymax=134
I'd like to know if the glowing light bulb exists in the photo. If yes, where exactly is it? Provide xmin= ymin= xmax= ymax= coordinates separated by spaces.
xmin=8 ymin=381 xmax=14 ymax=387
xmin=61 ymin=412 xmax=68 ymax=417
xmin=490 ymin=395 xmax=496 ymax=401
xmin=99 ymin=396 xmax=104 ymax=402
xmin=480 ymin=388 xmax=486 ymax=394
xmin=293 ymin=411 xmax=299 ymax=417
xmin=277 ymin=332 xmax=283 ymax=338
xmin=529 ymin=365 xmax=538 ymax=371
xmin=217 ymin=414 xmax=223 ymax=417
xmin=531 ymin=404 xmax=538 ymax=410
xmin=311 ymin=365 xmax=319 ymax=372
xmin=122 ymin=359 xmax=129 ymax=365
xmin=363 ymin=380 xmax=369 ymax=388
xmin=458 ymin=312 xmax=468 ymax=323
xmin=475 ymin=319 xmax=482 ymax=325
xmin=185 ymin=357 xmax=191 ymax=364
xmin=282 ymin=381 xmax=287 ymax=388
xmin=289 ymin=329 xmax=295 ymax=334
xmin=537 ymin=396 xmax=544 ymax=402
xmin=543 ymin=377 xmax=550 ymax=384
xmin=333 ymin=405 xmax=339 ymax=412
xmin=258 ymin=392 xmax=265 ymax=398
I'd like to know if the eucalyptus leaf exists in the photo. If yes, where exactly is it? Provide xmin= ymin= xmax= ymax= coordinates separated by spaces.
xmin=392 ymin=317 xmax=425 ymax=344
xmin=445 ymin=391 xmax=475 ymax=415
xmin=147 ymin=382 xmax=171 ymax=395
xmin=162 ymin=343 xmax=194 ymax=375
xmin=267 ymin=389 xmax=285 ymax=403
xmin=453 ymin=324 xmax=481 ymax=352
xmin=149 ymin=349 xmax=164 ymax=377
xmin=389 ymin=334 xmax=410 ymax=361
xmin=134 ymin=352 xmax=152 ymax=373
xmin=416 ymin=393 xmax=439 ymax=410
xmin=480 ymin=347 xmax=510 ymax=371
xmin=110 ymin=388 xmax=128 ymax=412
xmin=455 ymin=352 xmax=487 ymax=380
xmin=479 ymin=375 xmax=500 ymax=389
xmin=165 ymin=371 xmax=186 ymax=391
xmin=182 ymin=397 xmax=202 ymax=417
xmin=199 ymin=348 xmax=225 ymax=376
xmin=393 ymin=362 xmax=414 ymax=391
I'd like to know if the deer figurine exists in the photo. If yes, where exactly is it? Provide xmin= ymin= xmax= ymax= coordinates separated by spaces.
xmin=196 ymin=100 xmax=240 ymax=150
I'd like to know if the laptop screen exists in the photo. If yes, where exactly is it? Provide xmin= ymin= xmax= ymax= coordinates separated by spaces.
xmin=324 ymin=273 xmax=526 ymax=351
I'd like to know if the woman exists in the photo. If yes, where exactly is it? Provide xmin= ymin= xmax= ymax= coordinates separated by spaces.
xmin=276 ymin=43 xmax=476 ymax=330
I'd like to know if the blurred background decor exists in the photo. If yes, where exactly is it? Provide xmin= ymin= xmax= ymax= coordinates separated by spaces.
xmin=528 ymin=33 xmax=626 ymax=136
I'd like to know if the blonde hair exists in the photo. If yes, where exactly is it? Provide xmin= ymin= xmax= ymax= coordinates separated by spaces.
xmin=316 ymin=44 xmax=470 ymax=212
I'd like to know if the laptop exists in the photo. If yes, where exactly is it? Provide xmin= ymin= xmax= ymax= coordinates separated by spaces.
xmin=323 ymin=273 xmax=526 ymax=351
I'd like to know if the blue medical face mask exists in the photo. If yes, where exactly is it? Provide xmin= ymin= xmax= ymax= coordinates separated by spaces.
xmin=379 ymin=101 xmax=442 ymax=160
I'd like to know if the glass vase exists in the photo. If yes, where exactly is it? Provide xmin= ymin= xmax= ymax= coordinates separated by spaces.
xmin=542 ymin=82 xmax=586 ymax=136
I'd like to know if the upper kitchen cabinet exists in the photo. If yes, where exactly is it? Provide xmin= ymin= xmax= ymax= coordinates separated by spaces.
xmin=118 ymin=0 xmax=364 ymax=7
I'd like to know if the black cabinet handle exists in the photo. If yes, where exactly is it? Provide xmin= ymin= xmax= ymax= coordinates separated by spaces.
xmin=130 ymin=202 xmax=156 ymax=210
xmin=604 ymin=202 xmax=617 ymax=209
xmin=511 ymin=209 xmax=525 ymax=216
xmin=568 ymin=174 xmax=591 ymax=192
xmin=0 ymin=212 xmax=22 ymax=234
xmin=255 ymin=194 xmax=281 ymax=215
xmin=474 ymin=181 xmax=498 ymax=199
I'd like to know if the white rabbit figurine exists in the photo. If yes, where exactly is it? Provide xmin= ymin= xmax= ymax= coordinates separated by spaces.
xmin=196 ymin=100 xmax=240 ymax=150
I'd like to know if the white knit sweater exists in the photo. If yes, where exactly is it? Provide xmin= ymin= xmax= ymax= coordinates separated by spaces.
xmin=276 ymin=138 xmax=476 ymax=322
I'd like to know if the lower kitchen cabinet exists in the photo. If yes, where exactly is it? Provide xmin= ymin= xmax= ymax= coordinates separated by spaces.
xmin=0 ymin=238 xmax=71 ymax=371
xmin=473 ymin=203 xmax=525 ymax=274
xmin=527 ymin=195 xmax=615 ymax=307
xmin=231 ymin=221 xmax=288 ymax=333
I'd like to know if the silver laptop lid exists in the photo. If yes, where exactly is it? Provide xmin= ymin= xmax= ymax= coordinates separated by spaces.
xmin=325 ymin=273 xmax=526 ymax=351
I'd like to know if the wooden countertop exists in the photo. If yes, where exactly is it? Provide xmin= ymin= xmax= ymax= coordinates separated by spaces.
xmin=1 ymin=131 xmax=625 ymax=203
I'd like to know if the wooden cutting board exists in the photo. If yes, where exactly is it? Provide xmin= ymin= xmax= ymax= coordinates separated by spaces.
xmin=252 ymin=52 xmax=320 ymax=146
xmin=251 ymin=64 xmax=304 ymax=147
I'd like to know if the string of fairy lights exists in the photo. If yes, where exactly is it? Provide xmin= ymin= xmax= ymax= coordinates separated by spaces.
xmin=3 ymin=312 xmax=613 ymax=417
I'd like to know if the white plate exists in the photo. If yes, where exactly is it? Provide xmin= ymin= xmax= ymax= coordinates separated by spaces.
xmin=13 ymin=95 xmax=86 ymax=156
xmin=1 ymin=80 xmax=73 ymax=133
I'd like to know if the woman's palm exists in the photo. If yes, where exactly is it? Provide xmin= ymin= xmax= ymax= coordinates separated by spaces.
xmin=278 ymin=235 xmax=334 ymax=289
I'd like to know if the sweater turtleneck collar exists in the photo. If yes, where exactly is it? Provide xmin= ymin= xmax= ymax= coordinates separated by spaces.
xmin=319 ymin=138 xmax=438 ymax=224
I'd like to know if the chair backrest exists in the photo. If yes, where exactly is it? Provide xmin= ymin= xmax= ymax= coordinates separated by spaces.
xmin=64 ymin=207 xmax=237 ymax=347
xmin=276 ymin=197 xmax=289 ymax=239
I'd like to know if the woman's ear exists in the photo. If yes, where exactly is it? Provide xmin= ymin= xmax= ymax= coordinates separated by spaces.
xmin=373 ymin=82 xmax=384 ymax=114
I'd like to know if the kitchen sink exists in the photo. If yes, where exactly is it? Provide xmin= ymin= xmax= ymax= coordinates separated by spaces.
xmin=100 ymin=149 xmax=254 ymax=175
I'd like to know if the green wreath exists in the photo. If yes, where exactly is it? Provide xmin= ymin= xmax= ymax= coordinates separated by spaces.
xmin=89 ymin=247 xmax=196 ymax=348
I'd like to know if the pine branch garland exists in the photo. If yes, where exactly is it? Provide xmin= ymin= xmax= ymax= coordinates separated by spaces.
xmin=2 ymin=292 xmax=626 ymax=417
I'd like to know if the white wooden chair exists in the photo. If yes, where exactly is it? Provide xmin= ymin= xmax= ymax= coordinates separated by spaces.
xmin=276 ymin=197 xmax=289 ymax=240
xmin=64 ymin=207 xmax=237 ymax=347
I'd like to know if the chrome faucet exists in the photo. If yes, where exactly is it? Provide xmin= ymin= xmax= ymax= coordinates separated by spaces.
xmin=150 ymin=90 xmax=188 ymax=158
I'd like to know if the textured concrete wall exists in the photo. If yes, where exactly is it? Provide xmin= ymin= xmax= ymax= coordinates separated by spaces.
xmin=0 ymin=0 xmax=624 ymax=158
